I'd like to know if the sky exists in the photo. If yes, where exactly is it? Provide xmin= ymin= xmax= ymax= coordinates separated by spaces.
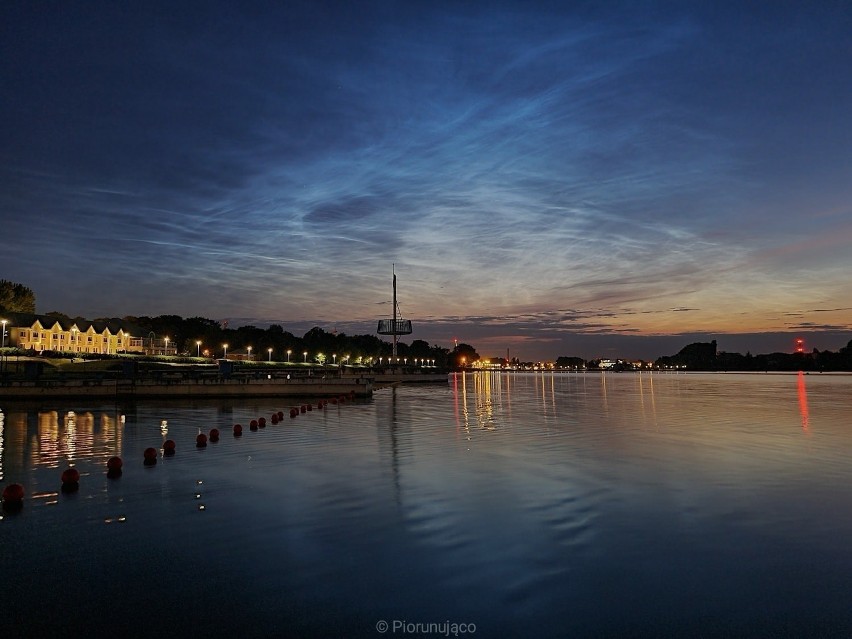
xmin=1 ymin=1 xmax=851 ymax=361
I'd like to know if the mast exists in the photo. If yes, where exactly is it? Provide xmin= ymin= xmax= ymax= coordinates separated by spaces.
xmin=376 ymin=264 xmax=412 ymax=361
xmin=392 ymin=265 xmax=398 ymax=359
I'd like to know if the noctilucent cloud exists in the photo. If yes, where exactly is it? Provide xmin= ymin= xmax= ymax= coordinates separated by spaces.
xmin=2 ymin=1 xmax=851 ymax=360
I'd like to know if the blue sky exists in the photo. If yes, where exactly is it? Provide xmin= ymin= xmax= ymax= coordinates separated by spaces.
xmin=1 ymin=1 xmax=850 ymax=360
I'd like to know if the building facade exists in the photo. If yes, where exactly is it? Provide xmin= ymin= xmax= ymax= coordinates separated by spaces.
xmin=0 ymin=313 xmax=163 ymax=355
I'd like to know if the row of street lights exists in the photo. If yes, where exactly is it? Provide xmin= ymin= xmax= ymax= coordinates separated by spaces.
xmin=186 ymin=341 xmax=436 ymax=366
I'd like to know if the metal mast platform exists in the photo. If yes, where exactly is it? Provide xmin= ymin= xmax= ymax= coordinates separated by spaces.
xmin=376 ymin=266 xmax=412 ymax=358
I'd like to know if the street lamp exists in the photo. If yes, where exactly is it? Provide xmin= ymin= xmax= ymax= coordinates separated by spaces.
xmin=247 ymin=346 xmax=252 ymax=361
xmin=268 ymin=347 xmax=273 ymax=362
xmin=196 ymin=341 xmax=201 ymax=357
xmin=223 ymin=343 xmax=228 ymax=359
xmin=164 ymin=336 xmax=169 ymax=355
xmin=333 ymin=353 xmax=337 ymax=365
xmin=303 ymin=351 xmax=307 ymax=363
xmin=286 ymin=349 xmax=291 ymax=363
xmin=1 ymin=319 xmax=6 ymax=349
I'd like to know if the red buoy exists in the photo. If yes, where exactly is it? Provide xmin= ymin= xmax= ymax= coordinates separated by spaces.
xmin=277 ymin=411 xmax=284 ymax=420
xmin=196 ymin=433 xmax=208 ymax=447
xmin=258 ymin=417 xmax=266 ymax=428
xmin=307 ymin=404 xmax=313 ymax=411
xmin=163 ymin=439 xmax=176 ymax=455
xmin=250 ymin=419 xmax=258 ymax=428
xmin=317 ymin=402 xmax=323 ymax=410
xmin=271 ymin=415 xmax=279 ymax=424
xmin=143 ymin=447 xmax=158 ymax=466
xmin=290 ymin=408 xmax=297 ymax=418
xmin=300 ymin=405 xmax=307 ymax=413
xmin=209 ymin=428 xmax=220 ymax=442
xmin=61 ymin=468 xmax=80 ymax=485
xmin=107 ymin=456 xmax=123 ymax=477
xmin=233 ymin=424 xmax=243 ymax=436
xmin=331 ymin=398 xmax=338 ymax=404
xmin=2 ymin=483 xmax=25 ymax=509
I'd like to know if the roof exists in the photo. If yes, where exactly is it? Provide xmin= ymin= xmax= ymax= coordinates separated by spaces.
xmin=1 ymin=312 xmax=144 ymax=335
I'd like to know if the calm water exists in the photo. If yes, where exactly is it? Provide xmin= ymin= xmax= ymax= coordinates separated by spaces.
xmin=2 ymin=371 xmax=852 ymax=638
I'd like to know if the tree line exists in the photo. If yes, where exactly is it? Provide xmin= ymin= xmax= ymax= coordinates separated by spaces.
xmin=656 ymin=339 xmax=852 ymax=372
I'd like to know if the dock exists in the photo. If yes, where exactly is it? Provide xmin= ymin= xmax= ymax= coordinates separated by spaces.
xmin=0 ymin=376 xmax=374 ymax=400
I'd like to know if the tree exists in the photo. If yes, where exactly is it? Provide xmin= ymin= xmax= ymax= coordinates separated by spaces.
xmin=0 ymin=280 xmax=36 ymax=313
xmin=556 ymin=356 xmax=585 ymax=369
xmin=451 ymin=343 xmax=479 ymax=368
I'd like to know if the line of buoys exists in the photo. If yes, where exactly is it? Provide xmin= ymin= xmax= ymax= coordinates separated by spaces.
xmin=6 ymin=397 xmax=359 ymax=507
xmin=143 ymin=447 xmax=158 ymax=466
xmin=2 ymin=483 xmax=25 ymax=511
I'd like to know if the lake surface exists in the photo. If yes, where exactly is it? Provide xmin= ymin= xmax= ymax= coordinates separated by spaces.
xmin=2 ymin=371 xmax=852 ymax=638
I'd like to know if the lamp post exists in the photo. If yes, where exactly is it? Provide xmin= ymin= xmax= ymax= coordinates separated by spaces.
xmin=268 ymin=347 xmax=273 ymax=362
xmin=303 ymin=351 xmax=307 ymax=363
xmin=333 ymin=353 xmax=337 ymax=365
xmin=286 ymin=349 xmax=291 ymax=363
xmin=223 ymin=343 xmax=228 ymax=359
xmin=164 ymin=337 xmax=169 ymax=356
xmin=196 ymin=341 xmax=201 ymax=357
xmin=247 ymin=346 xmax=252 ymax=361
xmin=2 ymin=319 xmax=8 ymax=349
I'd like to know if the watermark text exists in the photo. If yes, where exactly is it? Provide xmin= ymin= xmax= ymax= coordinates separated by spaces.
xmin=376 ymin=619 xmax=476 ymax=636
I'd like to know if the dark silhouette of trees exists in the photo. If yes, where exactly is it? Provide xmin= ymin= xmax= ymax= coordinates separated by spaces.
xmin=119 ymin=314 xmax=449 ymax=365
xmin=450 ymin=343 xmax=479 ymax=368
xmin=556 ymin=356 xmax=585 ymax=368
xmin=0 ymin=280 xmax=36 ymax=313
xmin=659 ymin=338 xmax=852 ymax=371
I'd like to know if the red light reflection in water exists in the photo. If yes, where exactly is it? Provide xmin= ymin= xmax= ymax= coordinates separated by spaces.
xmin=797 ymin=371 xmax=810 ymax=431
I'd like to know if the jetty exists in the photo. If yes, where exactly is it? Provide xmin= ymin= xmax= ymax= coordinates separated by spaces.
xmin=0 ymin=375 xmax=373 ymax=400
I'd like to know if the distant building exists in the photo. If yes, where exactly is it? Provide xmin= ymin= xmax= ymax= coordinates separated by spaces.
xmin=0 ymin=312 xmax=151 ymax=355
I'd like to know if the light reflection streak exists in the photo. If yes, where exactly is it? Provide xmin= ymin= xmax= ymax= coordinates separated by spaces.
xmin=0 ymin=409 xmax=4 ymax=482
xmin=4 ymin=408 xmax=126 ymax=473
xmin=797 ymin=371 xmax=810 ymax=431
xmin=550 ymin=372 xmax=557 ymax=416
xmin=64 ymin=411 xmax=77 ymax=463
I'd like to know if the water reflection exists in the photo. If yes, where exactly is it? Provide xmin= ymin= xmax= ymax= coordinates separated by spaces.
xmin=0 ymin=409 xmax=4 ymax=482
xmin=1 ymin=376 xmax=852 ymax=637
xmin=797 ymin=371 xmax=810 ymax=431
xmin=451 ymin=371 xmax=506 ymax=431
xmin=0 ymin=407 xmax=126 ymax=478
